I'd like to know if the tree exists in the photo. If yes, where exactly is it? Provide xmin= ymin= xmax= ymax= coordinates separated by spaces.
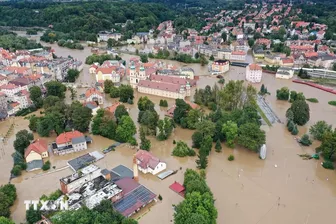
xmin=222 ymin=121 xmax=238 ymax=148
xmin=276 ymin=87 xmax=290 ymax=100
xmin=69 ymin=87 xmax=77 ymax=100
xmin=138 ymin=110 xmax=159 ymax=135
xmin=300 ymin=134 xmax=312 ymax=146
xmin=316 ymin=130 xmax=336 ymax=161
xmin=215 ymin=139 xmax=222 ymax=152
xmin=173 ymin=99 xmax=191 ymax=125
xmin=237 ymin=123 xmax=266 ymax=152
xmin=44 ymin=81 xmax=66 ymax=98
xmin=221 ymin=32 xmax=227 ymax=42
xmin=309 ymin=121 xmax=332 ymax=141
xmin=196 ymin=120 xmax=215 ymax=137
xmin=104 ymin=80 xmax=114 ymax=94
xmin=138 ymin=96 xmax=155 ymax=111
xmin=119 ymin=85 xmax=134 ymax=103
xmin=116 ymin=115 xmax=136 ymax=143
xmin=65 ymin=69 xmax=80 ymax=82
xmin=248 ymin=39 xmax=255 ymax=47
xmin=29 ymin=86 xmax=43 ymax=108
xmin=196 ymin=150 xmax=208 ymax=169
xmin=14 ymin=130 xmax=34 ymax=155
xmin=110 ymin=86 xmax=120 ymax=98
xmin=186 ymin=109 xmax=202 ymax=129
xmin=139 ymin=126 xmax=151 ymax=151
xmin=192 ymin=131 xmax=203 ymax=148
xmin=115 ymin=105 xmax=129 ymax=122
xmin=157 ymin=118 xmax=174 ymax=141
xmin=0 ymin=217 xmax=15 ymax=224
xmin=199 ymin=55 xmax=208 ymax=66
xmin=286 ymin=109 xmax=294 ymax=121
xmin=71 ymin=102 xmax=93 ymax=132
xmin=291 ymin=124 xmax=298 ymax=135
xmin=140 ymin=54 xmax=148 ymax=63
xmin=26 ymin=206 xmax=42 ymax=224
xmin=0 ymin=192 xmax=11 ymax=218
xmin=172 ymin=141 xmax=195 ymax=157
xmin=290 ymin=100 xmax=310 ymax=125
xmin=209 ymin=55 xmax=214 ymax=61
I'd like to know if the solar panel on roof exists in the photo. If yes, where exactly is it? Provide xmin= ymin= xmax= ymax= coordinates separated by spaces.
xmin=113 ymin=185 xmax=156 ymax=216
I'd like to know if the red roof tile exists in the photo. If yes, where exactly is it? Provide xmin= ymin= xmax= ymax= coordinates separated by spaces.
xmin=25 ymin=139 xmax=48 ymax=158
xmin=56 ymin=130 xmax=84 ymax=145
xmin=85 ymin=88 xmax=102 ymax=98
xmin=135 ymin=150 xmax=161 ymax=169
xmin=138 ymin=80 xmax=182 ymax=93
xmin=169 ymin=181 xmax=185 ymax=193
xmin=249 ymin=63 xmax=262 ymax=70
xmin=105 ymin=102 xmax=121 ymax=115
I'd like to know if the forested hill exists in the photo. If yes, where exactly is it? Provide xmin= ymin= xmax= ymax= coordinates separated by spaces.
xmin=0 ymin=1 xmax=175 ymax=37
xmin=129 ymin=0 xmax=245 ymax=9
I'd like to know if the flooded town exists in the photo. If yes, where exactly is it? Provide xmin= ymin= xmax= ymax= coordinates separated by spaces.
xmin=0 ymin=1 xmax=336 ymax=224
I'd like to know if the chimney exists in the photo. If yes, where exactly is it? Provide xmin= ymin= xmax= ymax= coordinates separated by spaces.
xmin=133 ymin=154 xmax=139 ymax=182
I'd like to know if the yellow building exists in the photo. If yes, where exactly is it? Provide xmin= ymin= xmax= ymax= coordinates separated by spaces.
xmin=25 ymin=139 xmax=49 ymax=163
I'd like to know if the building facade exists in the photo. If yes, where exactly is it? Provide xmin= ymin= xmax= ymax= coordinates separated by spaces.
xmin=135 ymin=150 xmax=166 ymax=175
xmin=211 ymin=60 xmax=230 ymax=74
xmin=246 ymin=63 xmax=263 ymax=83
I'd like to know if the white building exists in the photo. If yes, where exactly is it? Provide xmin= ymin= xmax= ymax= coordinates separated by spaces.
xmin=95 ymin=67 xmax=122 ymax=83
xmin=135 ymin=150 xmax=166 ymax=175
xmin=275 ymin=67 xmax=294 ymax=79
xmin=0 ymin=83 xmax=28 ymax=99
xmin=85 ymin=88 xmax=104 ymax=105
xmin=246 ymin=63 xmax=263 ymax=83
xmin=97 ymin=31 xmax=122 ymax=42
xmin=230 ymin=51 xmax=247 ymax=61
xmin=54 ymin=130 xmax=89 ymax=155
xmin=13 ymin=90 xmax=31 ymax=109
xmin=129 ymin=64 xmax=147 ymax=88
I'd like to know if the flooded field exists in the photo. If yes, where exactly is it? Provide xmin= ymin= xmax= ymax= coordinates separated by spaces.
xmin=3 ymin=31 xmax=336 ymax=224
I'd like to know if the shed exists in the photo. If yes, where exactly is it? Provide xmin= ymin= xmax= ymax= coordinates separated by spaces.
xmin=169 ymin=181 xmax=185 ymax=195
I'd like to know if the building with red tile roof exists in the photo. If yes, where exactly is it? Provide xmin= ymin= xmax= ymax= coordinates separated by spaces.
xmin=54 ymin=130 xmax=89 ymax=155
xmin=246 ymin=63 xmax=263 ymax=83
xmin=105 ymin=102 xmax=121 ymax=115
xmin=25 ymin=139 xmax=49 ymax=161
xmin=135 ymin=150 xmax=166 ymax=175
xmin=85 ymin=88 xmax=103 ymax=105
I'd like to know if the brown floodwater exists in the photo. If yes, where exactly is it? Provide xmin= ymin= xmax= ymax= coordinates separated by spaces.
xmin=4 ymin=31 xmax=336 ymax=224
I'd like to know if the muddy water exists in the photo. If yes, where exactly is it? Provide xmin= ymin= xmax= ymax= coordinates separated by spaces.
xmin=3 ymin=31 xmax=336 ymax=224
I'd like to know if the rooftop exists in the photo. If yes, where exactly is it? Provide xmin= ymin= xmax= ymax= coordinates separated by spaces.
xmin=111 ymin=165 xmax=134 ymax=181
xmin=56 ymin=130 xmax=84 ymax=145
xmin=60 ymin=164 xmax=100 ymax=184
xmin=24 ymin=139 xmax=48 ymax=158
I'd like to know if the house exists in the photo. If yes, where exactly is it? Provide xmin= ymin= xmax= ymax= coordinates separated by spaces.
xmin=85 ymin=88 xmax=103 ymax=105
xmin=13 ymin=90 xmax=31 ymax=109
xmin=97 ymin=31 xmax=122 ymax=42
xmin=217 ymin=48 xmax=232 ymax=60
xmin=135 ymin=150 xmax=166 ymax=175
xmin=105 ymin=102 xmax=121 ymax=116
xmin=230 ymin=51 xmax=246 ymax=61
xmin=280 ymin=58 xmax=294 ymax=67
xmin=7 ymin=102 xmax=20 ymax=116
xmin=0 ymin=83 xmax=28 ymax=99
xmin=84 ymin=101 xmax=100 ymax=116
xmin=276 ymin=67 xmax=294 ymax=79
xmin=0 ymin=92 xmax=7 ymax=111
xmin=253 ymin=46 xmax=265 ymax=59
xmin=95 ymin=67 xmax=122 ymax=83
xmin=25 ymin=139 xmax=49 ymax=171
xmin=89 ymin=64 xmax=99 ymax=74
xmin=53 ymin=130 xmax=89 ymax=155
xmin=211 ymin=60 xmax=230 ymax=74
xmin=256 ymin=38 xmax=271 ymax=49
xmin=246 ymin=63 xmax=262 ymax=83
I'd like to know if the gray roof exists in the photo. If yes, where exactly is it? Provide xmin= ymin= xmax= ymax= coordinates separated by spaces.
xmin=26 ymin=160 xmax=43 ymax=171
xmin=111 ymin=165 xmax=134 ymax=180
xmin=276 ymin=71 xmax=291 ymax=76
xmin=68 ymin=153 xmax=96 ymax=171
xmin=85 ymin=103 xmax=97 ymax=110
xmin=71 ymin=136 xmax=86 ymax=145
xmin=278 ymin=67 xmax=293 ymax=71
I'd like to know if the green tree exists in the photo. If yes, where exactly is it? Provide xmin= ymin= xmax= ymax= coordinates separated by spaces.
xmin=291 ymin=124 xmax=299 ymax=135
xmin=116 ymin=115 xmax=136 ymax=143
xmin=71 ymin=102 xmax=93 ymax=132
xmin=172 ymin=141 xmax=195 ymax=157
xmin=0 ymin=192 xmax=11 ymax=217
xmin=29 ymin=86 xmax=43 ymax=108
xmin=300 ymin=134 xmax=312 ymax=146
xmin=69 ymin=87 xmax=77 ymax=100
xmin=209 ymin=55 xmax=214 ymax=61
xmin=186 ymin=109 xmax=202 ymax=129
xmin=119 ymin=85 xmax=134 ymax=103
xmin=196 ymin=120 xmax=215 ymax=137
xmin=65 ymin=69 xmax=80 ymax=82
xmin=13 ymin=130 xmax=34 ymax=155
xmin=140 ymin=54 xmax=148 ymax=63
xmin=290 ymin=100 xmax=310 ymax=125
xmin=221 ymin=32 xmax=227 ymax=42
xmin=222 ymin=121 xmax=238 ymax=148
xmin=0 ymin=184 xmax=16 ymax=206
xmin=139 ymin=126 xmax=151 ymax=151
xmin=173 ymin=99 xmax=191 ymax=125
xmin=248 ymin=39 xmax=255 ymax=47
xmin=138 ymin=96 xmax=155 ymax=111
xmin=316 ymin=130 xmax=336 ymax=161
xmin=286 ymin=109 xmax=294 ymax=121
xmin=215 ymin=139 xmax=222 ymax=152
xmin=26 ymin=206 xmax=42 ymax=224
xmin=115 ymin=105 xmax=129 ymax=122
xmin=104 ymin=80 xmax=114 ymax=94
xmin=138 ymin=110 xmax=159 ymax=135
xmin=157 ymin=118 xmax=174 ymax=141
xmin=159 ymin=99 xmax=168 ymax=107
xmin=43 ymin=95 xmax=61 ymax=109
xmin=276 ymin=87 xmax=290 ymax=100
xmin=44 ymin=81 xmax=67 ymax=98
xmin=309 ymin=121 xmax=332 ymax=141
xmin=0 ymin=217 xmax=15 ymax=224
xmin=237 ymin=123 xmax=266 ymax=152
xmin=192 ymin=131 xmax=203 ymax=149
xmin=110 ymin=86 xmax=120 ymax=98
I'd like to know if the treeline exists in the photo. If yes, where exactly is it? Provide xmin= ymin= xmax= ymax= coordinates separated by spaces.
xmin=40 ymin=30 xmax=85 ymax=49
xmin=0 ymin=29 xmax=42 ymax=51
xmin=0 ymin=1 xmax=175 ymax=40
xmin=0 ymin=184 xmax=17 ymax=220
xmin=174 ymin=169 xmax=217 ymax=224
